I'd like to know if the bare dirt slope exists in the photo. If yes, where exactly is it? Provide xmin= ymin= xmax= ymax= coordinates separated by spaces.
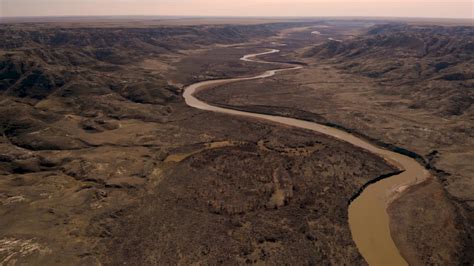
xmin=0 ymin=20 xmax=401 ymax=264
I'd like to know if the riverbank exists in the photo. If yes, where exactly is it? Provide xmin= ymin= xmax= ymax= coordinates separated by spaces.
xmin=196 ymin=32 xmax=472 ymax=263
xmin=186 ymin=48 xmax=432 ymax=265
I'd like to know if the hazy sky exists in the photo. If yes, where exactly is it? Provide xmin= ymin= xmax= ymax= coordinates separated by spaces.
xmin=1 ymin=0 xmax=473 ymax=19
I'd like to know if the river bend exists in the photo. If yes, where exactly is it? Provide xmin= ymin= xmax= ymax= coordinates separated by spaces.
xmin=182 ymin=48 xmax=429 ymax=265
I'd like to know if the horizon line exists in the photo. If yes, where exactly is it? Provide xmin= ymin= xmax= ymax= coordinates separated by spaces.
xmin=1 ymin=14 xmax=473 ymax=20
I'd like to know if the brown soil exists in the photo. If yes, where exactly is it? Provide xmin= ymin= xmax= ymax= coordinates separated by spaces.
xmin=1 ymin=18 xmax=471 ymax=264
xmin=388 ymin=179 xmax=463 ymax=265
xmin=197 ymin=23 xmax=473 ymax=264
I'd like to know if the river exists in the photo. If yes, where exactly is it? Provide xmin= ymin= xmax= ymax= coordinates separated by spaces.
xmin=182 ymin=48 xmax=430 ymax=265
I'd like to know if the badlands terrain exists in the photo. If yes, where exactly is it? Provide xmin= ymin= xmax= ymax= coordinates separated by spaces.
xmin=0 ymin=17 xmax=472 ymax=265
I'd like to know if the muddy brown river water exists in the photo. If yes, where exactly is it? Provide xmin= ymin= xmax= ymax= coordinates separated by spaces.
xmin=183 ymin=49 xmax=430 ymax=265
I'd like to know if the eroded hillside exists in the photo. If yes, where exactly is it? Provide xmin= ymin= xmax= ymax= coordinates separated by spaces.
xmin=0 ymin=21 xmax=401 ymax=264
xmin=198 ymin=23 xmax=474 ymax=265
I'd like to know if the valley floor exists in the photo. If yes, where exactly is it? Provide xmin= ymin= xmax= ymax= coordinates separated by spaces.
xmin=197 ymin=24 xmax=473 ymax=264
xmin=0 ymin=19 xmax=472 ymax=264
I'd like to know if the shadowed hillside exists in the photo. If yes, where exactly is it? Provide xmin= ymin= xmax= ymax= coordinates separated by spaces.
xmin=0 ymin=21 xmax=400 ymax=264
xmin=305 ymin=24 xmax=473 ymax=117
xmin=198 ymin=23 xmax=473 ymax=265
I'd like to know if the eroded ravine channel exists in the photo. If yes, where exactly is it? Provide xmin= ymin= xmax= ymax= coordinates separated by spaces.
xmin=183 ymin=48 xmax=430 ymax=265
